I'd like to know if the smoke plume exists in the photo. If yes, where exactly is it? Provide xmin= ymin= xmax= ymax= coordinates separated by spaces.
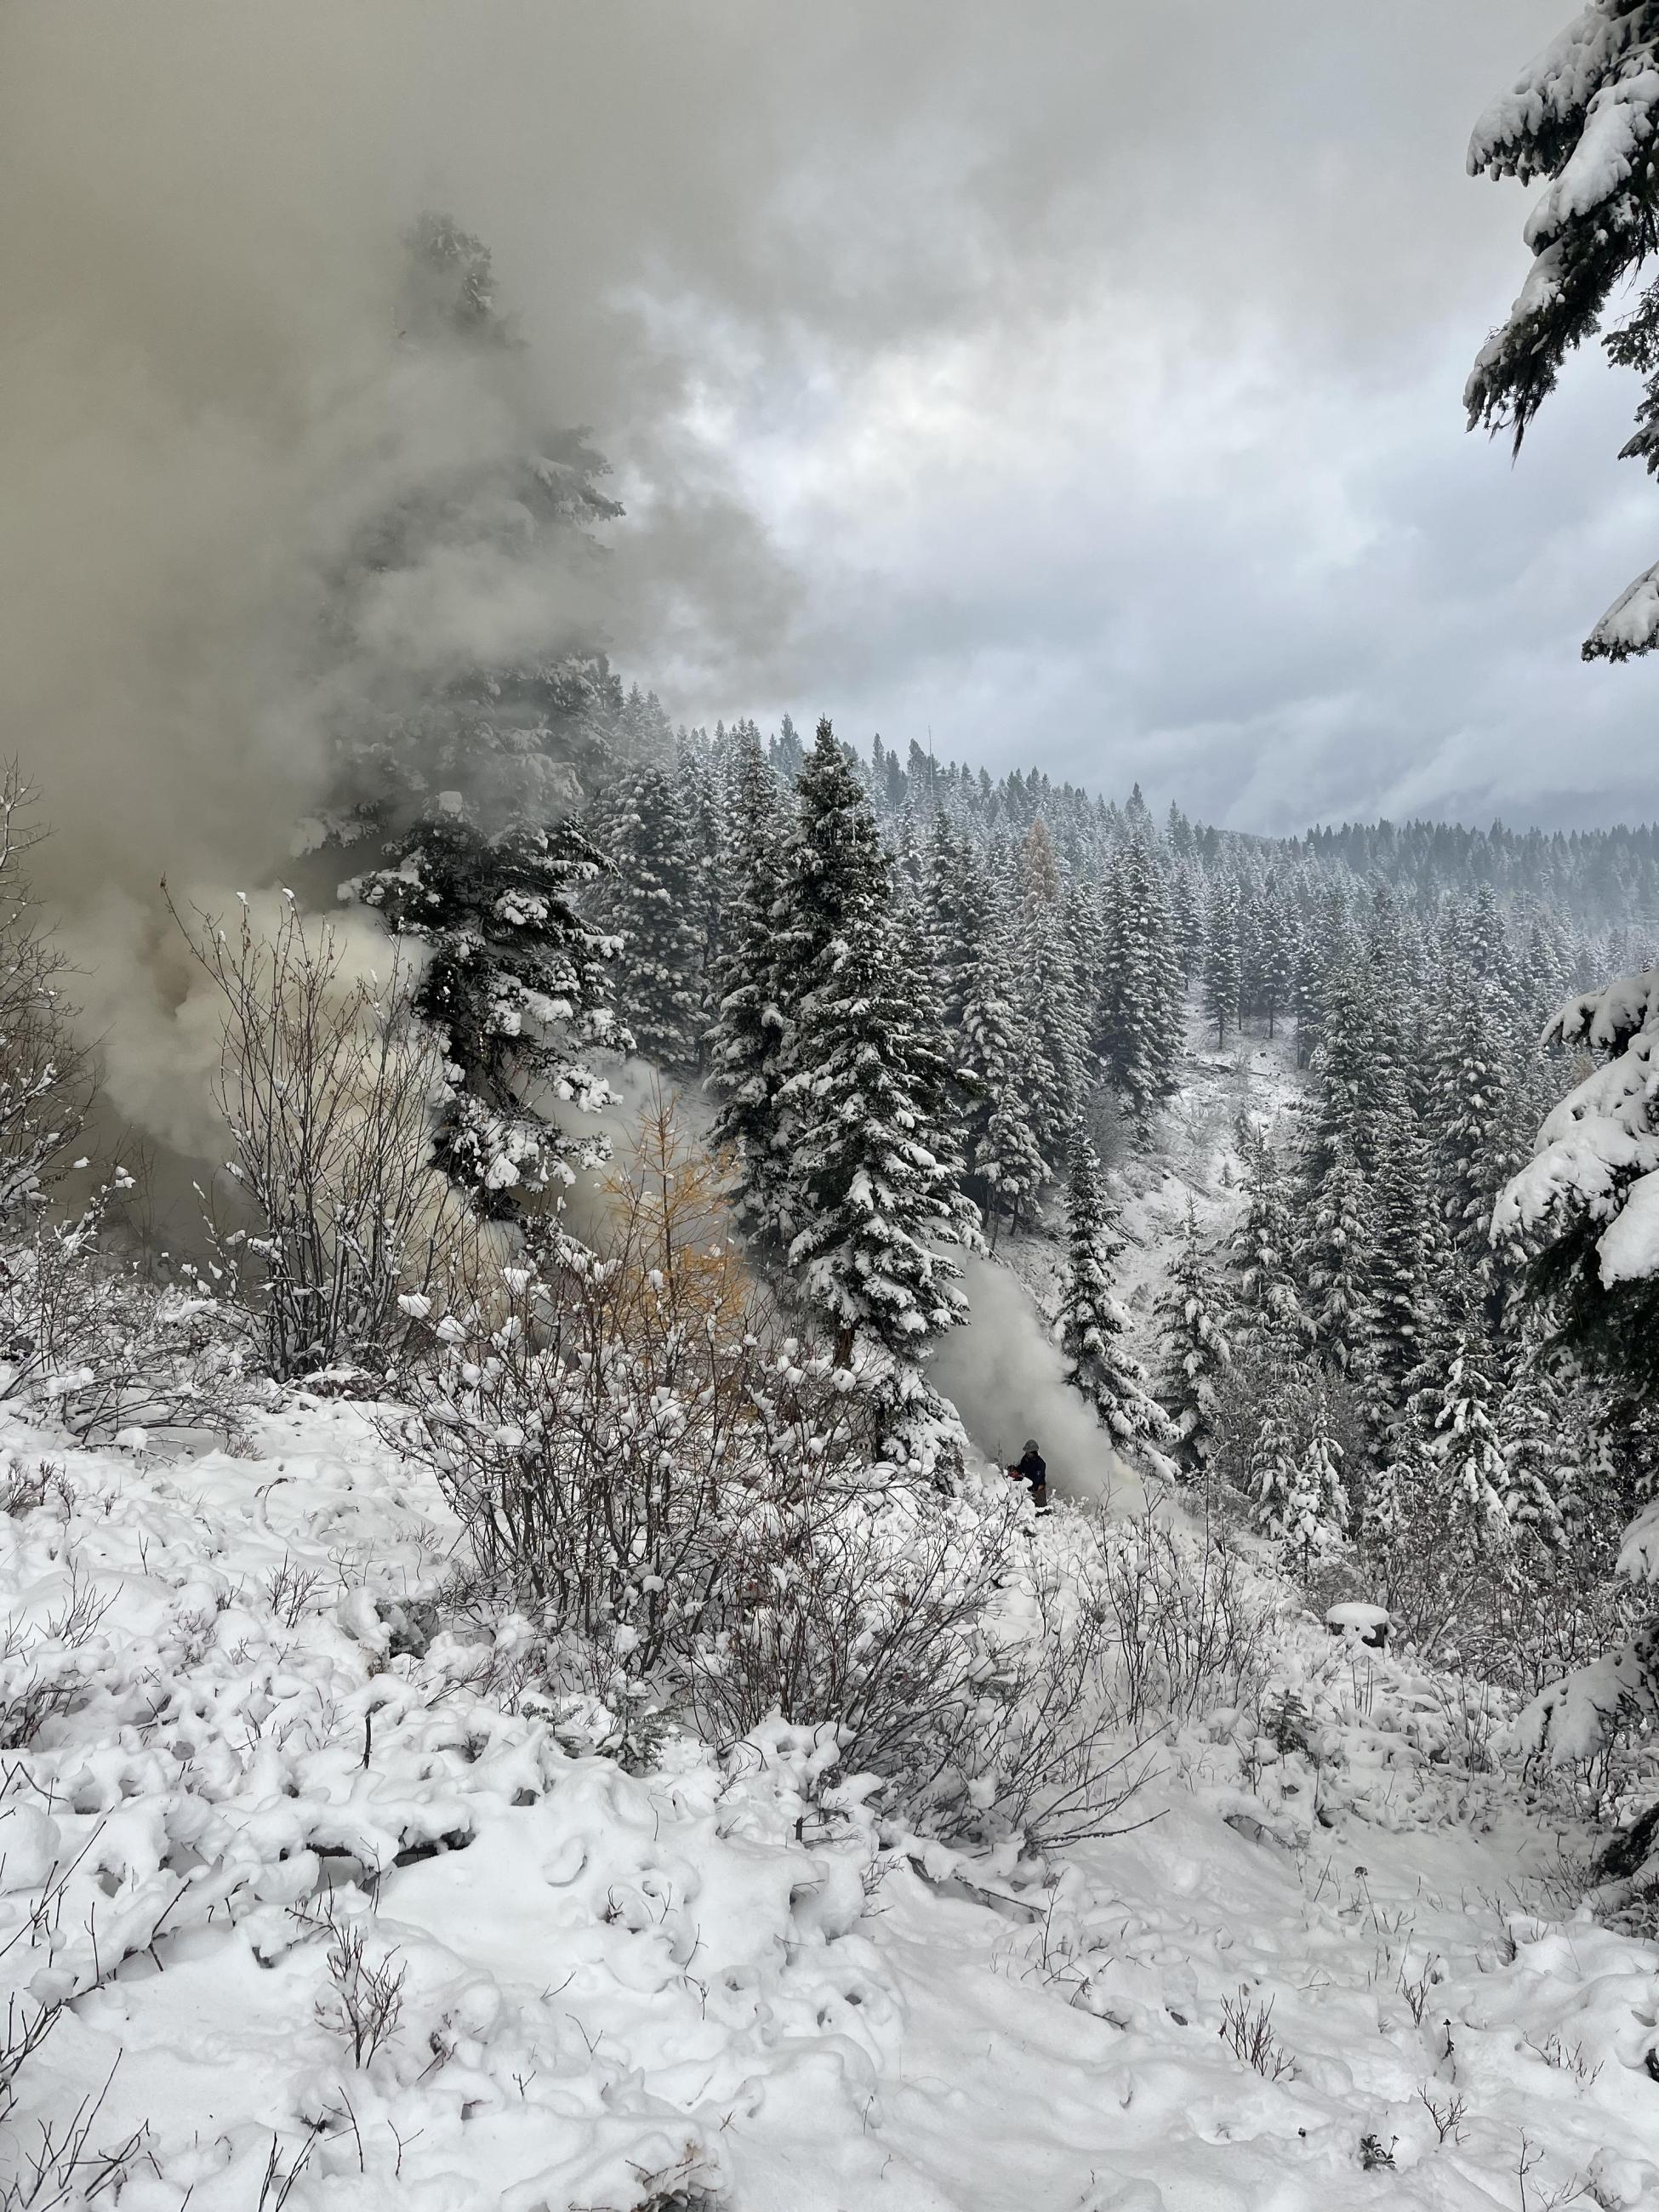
xmin=930 ymin=1257 xmax=1149 ymax=1514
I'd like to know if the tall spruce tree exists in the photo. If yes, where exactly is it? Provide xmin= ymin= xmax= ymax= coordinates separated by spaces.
xmin=1059 ymin=1135 xmax=1176 ymax=1460
xmin=1017 ymin=897 xmax=1089 ymax=1172
xmin=1300 ymin=1132 xmax=1373 ymax=1379
xmin=356 ymin=812 xmax=623 ymax=1216
xmin=1285 ymin=1399 xmax=1348 ymax=1576
xmin=593 ymin=761 xmax=703 ymax=1068
xmin=1420 ymin=1324 xmax=1511 ymax=1547
xmin=961 ymin=918 xmax=1046 ymax=1240
xmin=1158 ymin=1202 xmax=1232 ymax=1472
xmin=1230 ymin=1118 xmax=1308 ymax=1348
xmin=774 ymin=721 xmax=979 ymax=1400
xmin=1202 ymin=875 xmax=1242 ymax=1049
xmin=1249 ymin=1397 xmax=1301 ymax=1541
xmin=1097 ymin=832 xmax=1183 ymax=1122
xmin=708 ymin=734 xmax=788 ymax=1239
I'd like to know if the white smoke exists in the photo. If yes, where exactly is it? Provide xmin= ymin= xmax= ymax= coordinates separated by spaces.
xmin=930 ymin=1255 xmax=1154 ymax=1515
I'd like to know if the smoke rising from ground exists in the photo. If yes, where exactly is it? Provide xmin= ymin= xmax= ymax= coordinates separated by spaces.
xmin=931 ymin=1257 xmax=1148 ymax=1514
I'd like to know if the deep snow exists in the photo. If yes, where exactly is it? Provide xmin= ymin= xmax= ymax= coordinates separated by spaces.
xmin=6 ymin=1392 xmax=1659 ymax=2212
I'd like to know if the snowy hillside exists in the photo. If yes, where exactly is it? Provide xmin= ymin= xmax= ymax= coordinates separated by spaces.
xmin=7 ymin=1394 xmax=1659 ymax=2212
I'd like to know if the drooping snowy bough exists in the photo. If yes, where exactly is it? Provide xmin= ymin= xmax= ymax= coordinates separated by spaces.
xmin=1468 ymin=2 xmax=1659 ymax=657
xmin=1494 ymin=965 xmax=1659 ymax=1769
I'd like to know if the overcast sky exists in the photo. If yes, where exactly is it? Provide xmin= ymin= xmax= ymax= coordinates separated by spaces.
xmin=569 ymin=1 xmax=1656 ymax=834
xmin=9 ymin=2 xmax=1656 ymax=840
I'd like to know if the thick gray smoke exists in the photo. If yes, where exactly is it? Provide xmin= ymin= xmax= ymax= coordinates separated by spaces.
xmin=930 ymin=1257 xmax=1151 ymax=1515
xmin=2 ymin=3 xmax=1566 ymax=1159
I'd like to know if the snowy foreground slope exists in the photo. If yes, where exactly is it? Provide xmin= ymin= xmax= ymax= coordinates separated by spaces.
xmin=5 ymin=1398 xmax=1659 ymax=2212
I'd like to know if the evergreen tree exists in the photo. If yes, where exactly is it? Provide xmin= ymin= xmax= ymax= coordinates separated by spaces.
xmin=1421 ymin=1325 xmax=1511 ymax=1546
xmin=1366 ymin=1118 xmax=1434 ymax=1440
xmin=1202 ymin=875 xmax=1241 ymax=1048
xmin=1256 ymin=877 xmax=1298 ymax=1039
xmin=924 ymin=809 xmax=990 ymax=1035
xmin=1097 ymin=833 xmax=1183 ymax=1122
xmin=708 ymin=735 xmax=788 ymax=1239
xmin=1300 ymin=1134 xmax=1372 ymax=1378
xmin=774 ymin=722 xmax=979 ymax=1398
xmin=356 ymin=812 xmax=622 ymax=1216
xmin=1059 ymin=1135 xmax=1176 ymax=1459
xmin=1230 ymin=1118 xmax=1308 ymax=1347
xmin=1170 ymin=860 xmax=1206 ymax=987
xmin=961 ymin=919 xmax=1046 ymax=1240
xmin=594 ymin=761 xmax=703 ymax=1068
xmin=676 ymin=734 xmax=726 ymax=1052
xmin=1429 ymin=959 xmax=1525 ymax=1307
xmin=1497 ymin=1351 xmax=1571 ymax=1547
xmin=769 ymin=712 xmax=805 ymax=781
xmin=1284 ymin=1400 xmax=1348 ymax=1576
xmin=1249 ymin=1397 xmax=1302 ymax=1542
xmin=1017 ymin=898 xmax=1088 ymax=1172
xmin=1467 ymin=9 xmax=1659 ymax=656
xmin=1158 ymin=1203 xmax=1232 ymax=1471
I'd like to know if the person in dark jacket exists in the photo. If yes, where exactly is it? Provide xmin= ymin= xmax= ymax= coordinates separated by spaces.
xmin=1007 ymin=1439 xmax=1047 ymax=1509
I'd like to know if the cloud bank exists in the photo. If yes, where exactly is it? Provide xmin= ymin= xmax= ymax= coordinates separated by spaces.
xmin=2 ymin=1 xmax=1647 ymax=1165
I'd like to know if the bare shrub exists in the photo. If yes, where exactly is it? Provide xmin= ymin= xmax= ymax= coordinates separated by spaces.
xmin=399 ymin=1098 xmax=869 ymax=1678
xmin=1417 ymin=2084 xmax=1468 ymax=2145
xmin=265 ymin=1554 xmax=325 ymax=1628
xmin=174 ymin=894 xmax=470 ymax=1381
xmin=695 ymin=1481 xmax=1157 ymax=1849
xmin=313 ymin=1920 xmax=407 ymax=2067
xmin=1095 ymin=1516 xmax=1274 ymax=1728
xmin=0 ymin=2071 xmax=145 ymax=2209
xmin=0 ymin=1558 xmax=111 ymax=1749
xmin=1218 ymin=1986 xmax=1295 ymax=2079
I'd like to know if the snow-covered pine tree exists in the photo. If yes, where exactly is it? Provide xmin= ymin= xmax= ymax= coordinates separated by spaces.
xmin=1059 ymin=1133 xmax=1176 ymax=1460
xmin=1170 ymin=859 xmax=1206 ymax=989
xmin=1285 ymin=1401 xmax=1348 ymax=1577
xmin=961 ymin=917 xmax=1046 ymax=1241
xmin=355 ymin=810 xmax=623 ymax=1215
xmin=1229 ymin=1116 xmax=1308 ymax=1348
xmin=1367 ymin=1115 xmax=1434 ymax=1441
xmin=707 ymin=733 xmax=789 ymax=1240
xmin=1249 ymin=1397 xmax=1302 ymax=1542
xmin=1202 ymin=875 xmax=1241 ymax=1049
xmin=1299 ymin=1132 xmax=1373 ymax=1379
xmin=1421 ymin=1324 xmax=1511 ymax=1548
xmin=676 ymin=732 xmax=726 ymax=1055
xmin=924 ymin=808 xmax=989 ymax=1035
xmin=775 ymin=722 xmax=979 ymax=1399
xmin=1292 ymin=881 xmax=1358 ymax=1069
xmin=769 ymin=713 xmax=806 ymax=781
xmin=592 ymin=760 xmax=704 ymax=1069
xmin=1497 ymin=1348 xmax=1571 ymax=1548
xmin=1429 ymin=954 xmax=1525 ymax=1306
xmin=1158 ymin=1201 xmax=1232 ymax=1472
xmin=1097 ymin=831 xmax=1183 ymax=1124
xmin=1015 ymin=896 xmax=1089 ymax=1174
xmin=1256 ymin=876 xmax=1298 ymax=1039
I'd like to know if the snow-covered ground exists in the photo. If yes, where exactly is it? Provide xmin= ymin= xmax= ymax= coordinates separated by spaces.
xmin=7 ymin=1393 xmax=1659 ymax=2212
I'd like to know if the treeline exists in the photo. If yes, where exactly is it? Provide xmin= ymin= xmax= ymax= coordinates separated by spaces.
xmin=584 ymin=714 xmax=1649 ymax=1683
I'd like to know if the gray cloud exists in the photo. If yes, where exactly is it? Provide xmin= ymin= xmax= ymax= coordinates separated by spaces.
xmin=1 ymin=0 xmax=1643 ymax=1150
